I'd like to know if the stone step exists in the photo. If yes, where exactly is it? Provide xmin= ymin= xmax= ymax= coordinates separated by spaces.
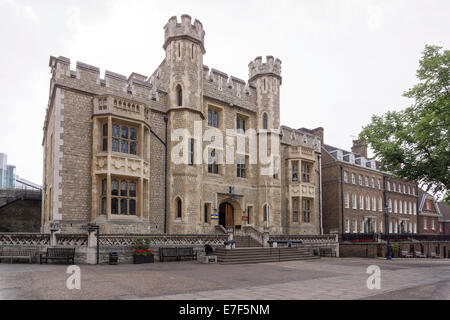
xmin=231 ymin=236 xmax=262 ymax=248
xmin=218 ymin=256 xmax=320 ymax=265
xmin=214 ymin=247 xmax=318 ymax=264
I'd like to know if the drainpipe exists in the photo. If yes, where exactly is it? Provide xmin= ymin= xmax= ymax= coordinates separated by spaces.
xmin=265 ymin=179 xmax=269 ymax=229
xmin=163 ymin=117 xmax=168 ymax=233
xmin=318 ymin=154 xmax=323 ymax=235
xmin=340 ymin=166 xmax=344 ymax=238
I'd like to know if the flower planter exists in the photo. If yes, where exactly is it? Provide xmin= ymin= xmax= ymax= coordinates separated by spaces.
xmin=133 ymin=254 xmax=154 ymax=264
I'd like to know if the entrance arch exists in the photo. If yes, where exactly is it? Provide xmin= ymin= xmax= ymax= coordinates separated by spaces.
xmin=219 ymin=202 xmax=234 ymax=229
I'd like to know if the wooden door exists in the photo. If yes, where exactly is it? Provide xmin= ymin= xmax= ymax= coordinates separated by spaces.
xmin=225 ymin=203 xmax=234 ymax=228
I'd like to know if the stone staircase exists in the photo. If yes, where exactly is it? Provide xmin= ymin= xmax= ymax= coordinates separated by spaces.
xmin=214 ymin=246 xmax=319 ymax=264
xmin=233 ymin=235 xmax=263 ymax=248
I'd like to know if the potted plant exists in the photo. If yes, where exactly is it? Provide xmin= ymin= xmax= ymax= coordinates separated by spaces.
xmin=390 ymin=243 xmax=400 ymax=258
xmin=132 ymin=237 xmax=154 ymax=264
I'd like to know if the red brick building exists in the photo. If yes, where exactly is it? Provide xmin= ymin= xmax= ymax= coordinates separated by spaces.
xmin=438 ymin=202 xmax=450 ymax=235
xmin=384 ymin=176 xmax=419 ymax=234
xmin=418 ymin=189 xmax=443 ymax=235
xmin=320 ymin=132 xmax=419 ymax=238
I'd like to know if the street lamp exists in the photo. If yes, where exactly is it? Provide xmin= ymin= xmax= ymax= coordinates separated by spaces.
xmin=383 ymin=205 xmax=391 ymax=260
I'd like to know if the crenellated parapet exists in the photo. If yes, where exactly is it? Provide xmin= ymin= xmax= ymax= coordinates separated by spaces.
xmin=163 ymin=14 xmax=205 ymax=53
xmin=248 ymin=56 xmax=282 ymax=83
xmin=44 ymin=56 xmax=167 ymax=139
xmin=48 ymin=56 xmax=164 ymax=104
xmin=281 ymin=126 xmax=321 ymax=154
xmin=202 ymin=65 xmax=257 ymax=112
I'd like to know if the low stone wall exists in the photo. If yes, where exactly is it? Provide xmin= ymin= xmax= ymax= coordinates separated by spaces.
xmin=340 ymin=241 xmax=450 ymax=258
xmin=99 ymin=244 xmax=210 ymax=264
xmin=269 ymin=234 xmax=340 ymax=257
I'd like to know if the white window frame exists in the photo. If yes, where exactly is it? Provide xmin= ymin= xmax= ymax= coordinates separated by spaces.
xmin=344 ymin=192 xmax=349 ymax=208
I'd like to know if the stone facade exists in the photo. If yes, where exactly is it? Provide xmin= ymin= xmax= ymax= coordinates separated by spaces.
xmin=41 ymin=15 xmax=322 ymax=236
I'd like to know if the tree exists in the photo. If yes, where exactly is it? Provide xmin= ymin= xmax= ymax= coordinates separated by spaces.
xmin=359 ymin=45 xmax=450 ymax=202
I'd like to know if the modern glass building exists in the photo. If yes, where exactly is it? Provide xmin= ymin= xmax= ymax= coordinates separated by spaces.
xmin=0 ymin=153 xmax=17 ymax=189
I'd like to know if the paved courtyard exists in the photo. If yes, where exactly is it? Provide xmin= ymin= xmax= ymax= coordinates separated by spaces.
xmin=0 ymin=257 xmax=449 ymax=300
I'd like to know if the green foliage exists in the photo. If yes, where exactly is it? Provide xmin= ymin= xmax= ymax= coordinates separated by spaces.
xmin=132 ymin=237 xmax=151 ymax=250
xmin=359 ymin=45 xmax=450 ymax=203
xmin=390 ymin=243 xmax=400 ymax=253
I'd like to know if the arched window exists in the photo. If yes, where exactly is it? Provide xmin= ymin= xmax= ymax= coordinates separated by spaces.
xmin=263 ymin=204 xmax=268 ymax=222
xmin=176 ymin=197 xmax=182 ymax=219
xmin=263 ymin=114 xmax=268 ymax=130
xmin=177 ymin=85 xmax=182 ymax=106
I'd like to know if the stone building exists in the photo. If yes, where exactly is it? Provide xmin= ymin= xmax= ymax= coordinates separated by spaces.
xmin=321 ymin=132 xmax=418 ymax=237
xmin=41 ymin=15 xmax=322 ymax=236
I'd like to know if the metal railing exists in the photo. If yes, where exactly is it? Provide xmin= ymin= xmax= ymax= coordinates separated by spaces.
xmin=342 ymin=233 xmax=450 ymax=242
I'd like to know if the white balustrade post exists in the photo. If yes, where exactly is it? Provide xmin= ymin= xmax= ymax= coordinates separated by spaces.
xmin=263 ymin=227 xmax=270 ymax=247
xmin=85 ymin=229 xmax=97 ymax=264
xmin=50 ymin=222 xmax=60 ymax=247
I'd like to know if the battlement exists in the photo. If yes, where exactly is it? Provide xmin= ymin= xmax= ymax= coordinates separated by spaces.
xmin=248 ymin=56 xmax=282 ymax=83
xmin=48 ymin=56 xmax=162 ymax=103
xmin=203 ymin=65 xmax=254 ymax=94
xmin=281 ymin=126 xmax=321 ymax=152
xmin=163 ymin=14 xmax=205 ymax=53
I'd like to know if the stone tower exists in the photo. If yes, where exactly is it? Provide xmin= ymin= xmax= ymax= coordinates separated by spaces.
xmin=248 ymin=56 xmax=283 ymax=233
xmin=164 ymin=15 xmax=205 ymax=233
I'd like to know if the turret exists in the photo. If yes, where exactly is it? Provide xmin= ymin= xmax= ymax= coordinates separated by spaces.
xmin=248 ymin=56 xmax=282 ymax=84
xmin=248 ymin=56 xmax=282 ymax=131
xmin=163 ymin=15 xmax=205 ymax=233
xmin=163 ymin=14 xmax=205 ymax=54
xmin=163 ymin=14 xmax=205 ymax=111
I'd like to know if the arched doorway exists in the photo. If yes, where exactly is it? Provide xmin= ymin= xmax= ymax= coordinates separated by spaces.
xmin=219 ymin=202 xmax=234 ymax=229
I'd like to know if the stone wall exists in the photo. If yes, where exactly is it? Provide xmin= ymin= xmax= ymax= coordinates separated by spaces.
xmin=0 ymin=199 xmax=41 ymax=232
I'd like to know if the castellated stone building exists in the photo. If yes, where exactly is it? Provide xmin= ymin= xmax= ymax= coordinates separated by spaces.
xmin=41 ymin=15 xmax=323 ymax=235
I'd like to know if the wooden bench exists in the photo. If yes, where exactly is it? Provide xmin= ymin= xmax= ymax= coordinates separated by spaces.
xmin=159 ymin=247 xmax=197 ymax=262
xmin=401 ymin=250 xmax=413 ymax=258
xmin=40 ymin=248 xmax=75 ymax=265
xmin=177 ymin=247 xmax=197 ymax=261
xmin=0 ymin=247 xmax=38 ymax=263
xmin=415 ymin=251 xmax=425 ymax=258
xmin=429 ymin=252 xmax=441 ymax=259
xmin=319 ymin=247 xmax=337 ymax=257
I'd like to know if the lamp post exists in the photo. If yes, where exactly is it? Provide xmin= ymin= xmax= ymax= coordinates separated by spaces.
xmin=383 ymin=205 xmax=391 ymax=260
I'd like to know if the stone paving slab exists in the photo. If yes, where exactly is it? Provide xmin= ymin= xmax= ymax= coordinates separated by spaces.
xmin=0 ymin=258 xmax=448 ymax=300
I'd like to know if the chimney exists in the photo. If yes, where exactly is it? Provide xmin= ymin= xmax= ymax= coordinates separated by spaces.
xmin=312 ymin=127 xmax=324 ymax=146
xmin=351 ymin=140 xmax=367 ymax=158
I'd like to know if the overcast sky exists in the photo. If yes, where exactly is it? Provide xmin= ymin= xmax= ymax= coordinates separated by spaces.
xmin=0 ymin=0 xmax=449 ymax=185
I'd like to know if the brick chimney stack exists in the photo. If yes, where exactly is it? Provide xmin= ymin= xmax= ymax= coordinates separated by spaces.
xmin=351 ymin=140 xmax=367 ymax=158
